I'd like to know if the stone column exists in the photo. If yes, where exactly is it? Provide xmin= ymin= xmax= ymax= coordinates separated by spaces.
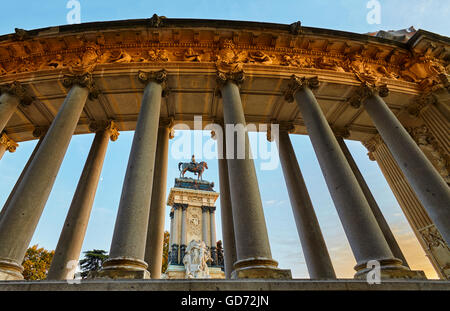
xmin=0 ymin=74 xmax=94 ymax=280
xmin=275 ymin=126 xmax=336 ymax=279
xmin=170 ymin=205 xmax=180 ymax=265
xmin=0 ymin=132 xmax=18 ymax=161
xmin=179 ymin=204 xmax=188 ymax=264
xmin=99 ymin=70 xmax=167 ymax=279
xmin=217 ymin=137 xmax=238 ymax=278
xmin=47 ymin=121 xmax=119 ymax=280
xmin=285 ymin=75 xmax=422 ymax=279
xmin=209 ymin=206 xmax=217 ymax=266
xmin=144 ymin=121 xmax=172 ymax=279
xmin=335 ymin=133 xmax=409 ymax=268
xmin=217 ymin=70 xmax=291 ymax=279
xmin=352 ymin=84 xmax=450 ymax=245
xmin=365 ymin=136 xmax=450 ymax=279
xmin=0 ymin=82 xmax=33 ymax=133
xmin=168 ymin=210 xmax=174 ymax=264
xmin=202 ymin=206 xmax=210 ymax=247
xmin=0 ymin=129 xmax=46 ymax=223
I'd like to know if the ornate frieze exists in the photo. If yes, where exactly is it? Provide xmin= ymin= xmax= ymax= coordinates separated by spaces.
xmin=284 ymin=75 xmax=319 ymax=103
xmin=0 ymin=132 xmax=18 ymax=153
xmin=0 ymin=81 xmax=34 ymax=106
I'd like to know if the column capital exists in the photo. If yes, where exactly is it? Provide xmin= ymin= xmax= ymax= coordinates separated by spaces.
xmin=332 ymin=127 xmax=350 ymax=139
xmin=407 ymin=93 xmax=437 ymax=117
xmin=201 ymin=205 xmax=210 ymax=213
xmin=209 ymin=206 xmax=216 ymax=213
xmin=174 ymin=203 xmax=188 ymax=211
xmin=62 ymin=73 xmax=99 ymax=100
xmin=169 ymin=210 xmax=174 ymax=219
xmin=347 ymin=83 xmax=389 ymax=109
xmin=284 ymin=75 xmax=319 ymax=103
xmin=362 ymin=134 xmax=383 ymax=161
xmin=0 ymin=132 xmax=18 ymax=153
xmin=0 ymin=81 xmax=34 ymax=106
xmin=89 ymin=120 xmax=120 ymax=141
xmin=216 ymin=70 xmax=245 ymax=89
xmin=138 ymin=69 xmax=169 ymax=97
xmin=32 ymin=127 xmax=48 ymax=138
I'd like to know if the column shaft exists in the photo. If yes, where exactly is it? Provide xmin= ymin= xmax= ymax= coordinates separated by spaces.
xmin=170 ymin=206 xmax=180 ymax=265
xmin=0 ymin=85 xmax=89 ymax=280
xmin=179 ymin=205 xmax=187 ymax=263
xmin=47 ymin=129 xmax=111 ymax=280
xmin=363 ymin=93 xmax=450 ymax=244
xmin=220 ymin=78 xmax=289 ymax=279
xmin=210 ymin=207 xmax=217 ymax=265
xmin=276 ymin=130 xmax=336 ymax=279
xmin=0 ymin=93 xmax=20 ymax=134
xmin=145 ymin=126 xmax=170 ymax=279
xmin=293 ymin=86 xmax=400 ymax=276
xmin=202 ymin=207 xmax=210 ymax=246
xmin=336 ymin=136 xmax=409 ymax=267
xmin=102 ymin=80 xmax=163 ymax=278
xmin=218 ymin=151 xmax=237 ymax=278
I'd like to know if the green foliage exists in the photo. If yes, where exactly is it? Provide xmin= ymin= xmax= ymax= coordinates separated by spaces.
xmin=79 ymin=249 xmax=109 ymax=278
xmin=162 ymin=231 xmax=170 ymax=273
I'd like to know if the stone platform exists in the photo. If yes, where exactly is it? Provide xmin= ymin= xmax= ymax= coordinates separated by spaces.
xmin=0 ymin=279 xmax=449 ymax=291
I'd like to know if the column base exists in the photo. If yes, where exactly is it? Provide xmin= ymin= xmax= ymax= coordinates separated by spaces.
xmin=93 ymin=257 xmax=150 ymax=280
xmin=354 ymin=258 xmax=427 ymax=280
xmin=231 ymin=257 xmax=292 ymax=280
xmin=0 ymin=258 xmax=24 ymax=280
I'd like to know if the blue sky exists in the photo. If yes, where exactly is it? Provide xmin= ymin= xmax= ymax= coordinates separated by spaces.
xmin=1 ymin=0 xmax=448 ymax=278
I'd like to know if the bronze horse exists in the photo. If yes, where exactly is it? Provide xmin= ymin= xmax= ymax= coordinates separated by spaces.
xmin=178 ymin=161 xmax=208 ymax=180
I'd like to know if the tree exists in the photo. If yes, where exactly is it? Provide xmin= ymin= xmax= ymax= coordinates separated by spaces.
xmin=79 ymin=249 xmax=108 ymax=278
xmin=22 ymin=244 xmax=54 ymax=280
xmin=216 ymin=240 xmax=224 ymax=268
xmin=162 ymin=231 xmax=170 ymax=273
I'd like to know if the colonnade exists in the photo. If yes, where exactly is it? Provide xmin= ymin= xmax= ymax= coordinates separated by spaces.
xmin=0 ymin=71 xmax=448 ymax=280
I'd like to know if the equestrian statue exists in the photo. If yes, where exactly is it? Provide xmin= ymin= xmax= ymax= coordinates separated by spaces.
xmin=178 ymin=155 xmax=208 ymax=180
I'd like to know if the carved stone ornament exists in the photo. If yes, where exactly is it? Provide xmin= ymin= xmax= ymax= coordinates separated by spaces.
xmin=149 ymin=14 xmax=165 ymax=28
xmin=62 ymin=73 xmax=99 ymax=99
xmin=346 ymin=82 xmax=389 ymax=109
xmin=419 ymin=225 xmax=449 ymax=251
xmin=182 ymin=240 xmax=212 ymax=279
xmin=89 ymin=120 xmax=120 ymax=142
xmin=407 ymin=92 xmax=437 ymax=117
xmin=284 ymin=75 xmax=319 ymax=103
xmin=289 ymin=21 xmax=302 ymax=35
xmin=363 ymin=135 xmax=383 ymax=161
xmin=0 ymin=81 xmax=34 ymax=106
xmin=0 ymin=132 xmax=18 ymax=153
xmin=138 ymin=69 xmax=169 ymax=97
xmin=216 ymin=70 xmax=245 ymax=88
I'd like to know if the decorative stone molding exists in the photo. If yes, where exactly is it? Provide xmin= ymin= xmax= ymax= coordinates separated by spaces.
xmin=0 ymin=81 xmax=34 ymax=106
xmin=407 ymin=92 xmax=437 ymax=117
xmin=88 ymin=120 xmax=120 ymax=142
xmin=32 ymin=127 xmax=48 ymax=138
xmin=137 ymin=69 xmax=169 ymax=97
xmin=419 ymin=225 xmax=450 ymax=251
xmin=216 ymin=70 xmax=245 ymax=88
xmin=346 ymin=82 xmax=389 ymax=109
xmin=62 ymin=73 xmax=99 ymax=99
xmin=332 ymin=127 xmax=351 ymax=139
xmin=406 ymin=125 xmax=450 ymax=184
xmin=0 ymin=132 xmax=18 ymax=153
xmin=284 ymin=75 xmax=319 ymax=103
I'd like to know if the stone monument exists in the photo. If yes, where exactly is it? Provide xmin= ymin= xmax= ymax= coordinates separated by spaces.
xmin=165 ymin=157 xmax=224 ymax=279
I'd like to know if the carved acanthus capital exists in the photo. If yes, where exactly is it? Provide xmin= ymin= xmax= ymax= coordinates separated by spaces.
xmin=201 ymin=206 xmax=210 ymax=213
xmin=362 ymin=134 xmax=383 ymax=161
xmin=289 ymin=21 xmax=302 ymax=35
xmin=62 ymin=73 xmax=99 ymax=99
xmin=216 ymin=70 xmax=245 ymax=89
xmin=209 ymin=206 xmax=216 ymax=213
xmin=284 ymin=75 xmax=319 ymax=103
xmin=419 ymin=225 xmax=449 ymax=251
xmin=332 ymin=127 xmax=351 ymax=139
xmin=346 ymin=82 xmax=389 ymax=109
xmin=32 ymin=127 xmax=48 ymax=138
xmin=0 ymin=81 xmax=34 ymax=106
xmin=138 ymin=69 xmax=169 ymax=97
xmin=407 ymin=93 xmax=437 ymax=117
xmin=0 ymin=132 xmax=18 ymax=153
xmin=89 ymin=120 xmax=120 ymax=141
